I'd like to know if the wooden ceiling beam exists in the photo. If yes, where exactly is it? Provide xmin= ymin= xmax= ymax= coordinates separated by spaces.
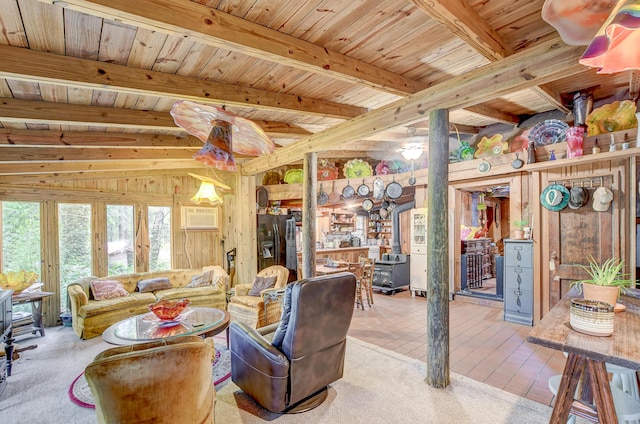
xmin=0 ymin=159 xmax=207 ymax=175
xmin=411 ymin=0 xmax=570 ymax=114
xmin=0 ymin=128 xmax=201 ymax=148
xmin=410 ymin=0 xmax=512 ymax=61
xmin=462 ymin=104 xmax=519 ymax=125
xmin=0 ymin=45 xmax=364 ymax=119
xmin=0 ymin=168 xmax=220 ymax=185
xmin=241 ymin=39 xmax=585 ymax=175
xmin=0 ymin=146 xmax=199 ymax=162
xmin=36 ymin=0 xmax=425 ymax=96
xmin=0 ymin=99 xmax=313 ymax=137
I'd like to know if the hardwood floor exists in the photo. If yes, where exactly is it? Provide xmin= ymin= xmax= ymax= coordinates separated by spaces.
xmin=347 ymin=289 xmax=566 ymax=406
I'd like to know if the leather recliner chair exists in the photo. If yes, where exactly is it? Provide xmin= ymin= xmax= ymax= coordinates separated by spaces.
xmin=85 ymin=335 xmax=216 ymax=424
xmin=229 ymin=272 xmax=356 ymax=413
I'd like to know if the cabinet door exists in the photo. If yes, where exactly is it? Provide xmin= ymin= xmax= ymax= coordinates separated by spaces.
xmin=410 ymin=253 xmax=427 ymax=291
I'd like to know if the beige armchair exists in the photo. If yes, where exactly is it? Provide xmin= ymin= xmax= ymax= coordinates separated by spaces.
xmin=227 ymin=265 xmax=290 ymax=329
xmin=85 ymin=335 xmax=215 ymax=424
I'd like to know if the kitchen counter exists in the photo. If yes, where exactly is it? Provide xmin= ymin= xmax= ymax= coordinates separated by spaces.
xmin=297 ymin=246 xmax=370 ymax=264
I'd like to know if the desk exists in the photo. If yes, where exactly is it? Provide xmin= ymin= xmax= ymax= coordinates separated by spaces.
xmin=527 ymin=292 xmax=640 ymax=423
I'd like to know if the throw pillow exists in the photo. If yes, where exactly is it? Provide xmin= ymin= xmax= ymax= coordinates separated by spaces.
xmin=247 ymin=275 xmax=277 ymax=296
xmin=271 ymin=283 xmax=293 ymax=348
xmin=137 ymin=277 xmax=172 ymax=293
xmin=186 ymin=270 xmax=214 ymax=288
xmin=90 ymin=280 xmax=129 ymax=301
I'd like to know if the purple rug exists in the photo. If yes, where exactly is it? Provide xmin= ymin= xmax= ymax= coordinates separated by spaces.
xmin=69 ymin=340 xmax=231 ymax=409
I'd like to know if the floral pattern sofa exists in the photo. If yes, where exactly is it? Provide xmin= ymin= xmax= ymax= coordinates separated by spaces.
xmin=67 ymin=266 xmax=228 ymax=339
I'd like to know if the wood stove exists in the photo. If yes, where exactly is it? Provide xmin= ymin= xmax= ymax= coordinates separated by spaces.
xmin=372 ymin=253 xmax=410 ymax=293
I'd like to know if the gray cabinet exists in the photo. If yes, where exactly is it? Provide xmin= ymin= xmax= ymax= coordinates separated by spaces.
xmin=503 ymin=239 xmax=533 ymax=325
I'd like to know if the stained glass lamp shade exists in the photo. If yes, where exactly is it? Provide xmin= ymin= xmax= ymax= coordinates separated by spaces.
xmin=579 ymin=0 xmax=640 ymax=74
xmin=170 ymin=101 xmax=276 ymax=172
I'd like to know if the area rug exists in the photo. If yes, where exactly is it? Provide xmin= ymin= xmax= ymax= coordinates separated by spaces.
xmin=68 ymin=340 xmax=231 ymax=409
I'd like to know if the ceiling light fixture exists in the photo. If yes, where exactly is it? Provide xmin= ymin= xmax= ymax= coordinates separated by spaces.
xmin=401 ymin=146 xmax=423 ymax=161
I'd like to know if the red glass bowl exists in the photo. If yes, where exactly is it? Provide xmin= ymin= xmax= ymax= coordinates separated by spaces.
xmin=148 ymin=298 xmax=191 ymax=321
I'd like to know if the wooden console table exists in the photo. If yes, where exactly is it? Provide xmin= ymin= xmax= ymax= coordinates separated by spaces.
xmin=11 ymin=291 xmax=54 ymax=338
xmin=527 ymin=291 xmax=640 ymax=423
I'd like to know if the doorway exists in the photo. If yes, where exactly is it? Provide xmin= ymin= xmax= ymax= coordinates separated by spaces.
xmin=451 ymin=175 xmax=522 ymax=301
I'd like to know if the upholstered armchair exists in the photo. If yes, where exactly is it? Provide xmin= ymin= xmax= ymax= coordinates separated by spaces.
xmin=85 ymin=335 xmax=215 ymax=424
xmin=227 ymin=265 xmax=290 ymax=329
xmin=230 ymin=272 xmax=356 ymax=413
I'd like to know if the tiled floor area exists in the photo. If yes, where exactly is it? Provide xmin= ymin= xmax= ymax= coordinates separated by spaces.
xmin=347 ymin=289 xmax=567 ymax=406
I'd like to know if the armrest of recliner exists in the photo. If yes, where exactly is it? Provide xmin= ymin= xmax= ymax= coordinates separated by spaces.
xmin=229 ymin=321 xmax=289 ymax=377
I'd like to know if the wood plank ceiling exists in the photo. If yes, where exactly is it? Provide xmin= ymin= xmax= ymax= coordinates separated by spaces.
xmin=0 ymin=0 xmax=632 ymax=181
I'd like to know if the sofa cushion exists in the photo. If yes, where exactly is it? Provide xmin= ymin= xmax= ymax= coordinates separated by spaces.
xmin=186 ymin=270 xmax=214 ymax=288
xmin=229 ymin=295 xmax=264 ymax=308
xmin=137 ymin=277 xmax=172 ymax=293
xmin=271 ymin=283 xmax=293 ymax=348
xmin=248 ymin=276 xmax=277 ymax=296
xmin=78 ymin=292 xmax=156 ymax=318
xmin=91 ymin=280 xmax=129 ymax=301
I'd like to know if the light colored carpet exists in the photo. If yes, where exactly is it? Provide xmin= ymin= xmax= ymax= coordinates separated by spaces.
xmin=0 ymin=326 xmax=555 ymax=423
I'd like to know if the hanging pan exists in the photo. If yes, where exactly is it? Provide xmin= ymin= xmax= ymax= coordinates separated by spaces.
xmin=381 ymin=196 xmax=390 ymax=210
xmin=372 ymin=177 xmax=385 ymax=200
xmin=379 ymin=206 xmax=389 ymax=219
xmin=357 ymin=179 xmax=370 ymax=197
xmin=328 ymin=181 xmax=341 ymax=204
xmin=385 ymin=176 xmax=403 ymax=200
xmin=342 ymin=180 xmax=355 ymax=199
xmin=362 ymin=198 xmax=374 ymax=211
xmin=317 ymin=183 xmax=329 ymax=206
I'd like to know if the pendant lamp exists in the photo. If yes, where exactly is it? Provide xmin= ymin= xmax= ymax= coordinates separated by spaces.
xmin=188 ymin=173 xmax=231 ymax=205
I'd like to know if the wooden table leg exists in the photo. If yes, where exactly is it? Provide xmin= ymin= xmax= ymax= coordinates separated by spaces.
xmin=550 ymin=353 xmax=586 ymax=424
xmin=586 ymin=359 xmax=617 ymax=424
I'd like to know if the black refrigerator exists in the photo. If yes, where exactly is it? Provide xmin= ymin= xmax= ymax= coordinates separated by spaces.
xmin=257 ymin=214 xmax=298 ymax=280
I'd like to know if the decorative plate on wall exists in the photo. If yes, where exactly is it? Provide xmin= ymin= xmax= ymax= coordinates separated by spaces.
xmin=343 ymin=159 xmax=373 ymax=179
xmin=317 ymin=160 xmax=339 ymax=181
xmin=529 ymin=119 xmax=569 ymax=147
xmin=283 ymin=169 xmax=304 ymax=184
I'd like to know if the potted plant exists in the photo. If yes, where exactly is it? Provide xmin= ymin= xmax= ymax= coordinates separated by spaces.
xmin=513 ymin=218 xmax=528 ymax=240
xmin=570 ymin=257 xmax=633 ymax=307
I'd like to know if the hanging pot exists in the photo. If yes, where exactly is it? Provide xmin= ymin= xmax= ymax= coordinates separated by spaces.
xmin=388 ymin=200 xmax=397 ymax=211
xmin=385 ymin=177 xmax=403 ymax=199
xmin=342 ymin=180 xmax=355 ymax=199
xmin=317 ymin=183 xmax=329 ymax=206
xmin=357 ymin=179 xmax=370 ymax=197
xmin=362 ymin=198 xmax=374 ymax=211
xmin=372 ymin=177 xmax=385 ymax=200
xmin=379 ymin=206 xmax=389 ymax=219
xmin=328 ymin=181 xmax=341 ymax=204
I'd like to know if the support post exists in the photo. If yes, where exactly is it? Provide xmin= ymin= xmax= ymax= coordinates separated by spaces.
xmin=301 ymin=152 xmax=317 ymax=279
xmin=426 ymin=108 xmax=450 ymax=388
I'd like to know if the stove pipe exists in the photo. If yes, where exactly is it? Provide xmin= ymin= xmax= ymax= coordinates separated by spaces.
xmin=391 ymin=200 xmax=415 ymax=254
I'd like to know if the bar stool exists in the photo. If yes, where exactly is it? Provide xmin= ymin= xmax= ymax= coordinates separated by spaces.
xmin=548 ymin=374 xmax=640 ymax=424
xmin=347 ymin=262 xmax=370 ymax=310
xmin=358 ymin=256 xmax=375 ymax=305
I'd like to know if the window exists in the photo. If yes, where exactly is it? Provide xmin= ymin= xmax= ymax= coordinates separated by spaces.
xmin=107 ymin=205 xmax=134 ymax=275
xmin=59 ymin=203 xmax=92 ymax=312
xmin=148 ymin=206 xmax=171 ymax=272
xmin=1 ymin=201 xmax=41 ymax=276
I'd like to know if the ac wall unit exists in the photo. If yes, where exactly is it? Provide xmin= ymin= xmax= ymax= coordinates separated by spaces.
xmin=181 ymin=206 xmax=218 ymax=229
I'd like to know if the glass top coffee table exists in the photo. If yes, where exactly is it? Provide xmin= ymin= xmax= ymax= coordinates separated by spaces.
xmin=102 ymin=307 xmax=230 ymax=345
